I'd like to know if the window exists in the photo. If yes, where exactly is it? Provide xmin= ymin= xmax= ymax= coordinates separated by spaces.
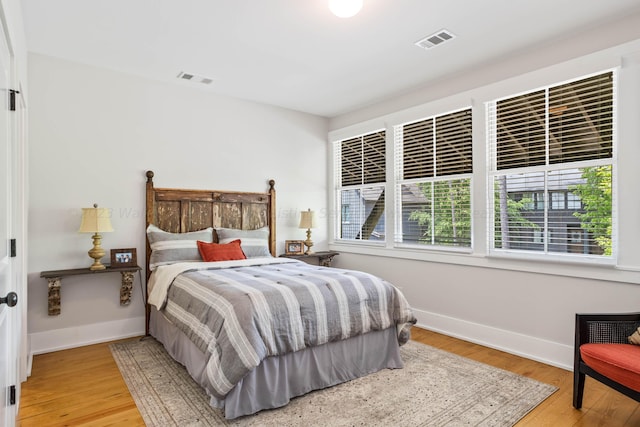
xmin=394 ymin=109 xmax=473 ymax=248
xmin=550 ymin=192 xmax=565 ymax=210
xmin=488 ymin=71 xmax=615 ymax=258
xmin=335 ymin=130 xmax=386 ymax=242
xmin=567 ymin=192 xmax=581 ymax=210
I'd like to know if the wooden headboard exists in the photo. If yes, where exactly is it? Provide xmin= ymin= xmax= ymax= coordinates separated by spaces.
xmin=144 ymin=170 xmax=276 ymax=333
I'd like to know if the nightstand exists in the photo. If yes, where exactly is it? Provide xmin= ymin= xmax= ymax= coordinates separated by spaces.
xmin=279 ymin=251 xmax=339 ymax=267
xmin=40 ymin=265 xmax=143 ymax=315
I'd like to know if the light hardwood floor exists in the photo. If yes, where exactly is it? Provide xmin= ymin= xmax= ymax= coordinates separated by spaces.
xmin=17 ymin=327 xmax=640 ymax=426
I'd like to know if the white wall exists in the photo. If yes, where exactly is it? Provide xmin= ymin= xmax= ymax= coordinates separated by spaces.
xmin=27 ymin=53 xmax=328 ymax=354
xmin=328 ymin=19 xmax=640 ymax=370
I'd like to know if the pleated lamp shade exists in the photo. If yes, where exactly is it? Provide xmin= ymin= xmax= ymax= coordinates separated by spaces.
xmin=78 ymin=205 xmax=114 ymax=233
xmin=299 ymin=209 xmax=317 ymax=230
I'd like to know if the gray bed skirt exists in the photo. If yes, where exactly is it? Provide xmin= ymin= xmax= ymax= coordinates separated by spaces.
xmin=150 ymin=307 xmax=404 ymax=419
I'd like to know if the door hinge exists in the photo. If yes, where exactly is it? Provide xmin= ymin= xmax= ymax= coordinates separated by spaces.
xmin=10 ymin=239 xmax=16 ymax=257
xmin=9 ymin=385 xmax=15 ymax=405
xmin=9 ymin=89 xmax=19 ymax=111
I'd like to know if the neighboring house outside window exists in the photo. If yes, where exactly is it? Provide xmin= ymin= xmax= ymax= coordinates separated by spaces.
xmin=487 ymin=71 xmax=615 ymax=259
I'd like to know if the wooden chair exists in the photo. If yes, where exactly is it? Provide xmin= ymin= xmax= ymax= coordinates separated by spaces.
xmin=573 ymin=312 xmax=640 ymax=408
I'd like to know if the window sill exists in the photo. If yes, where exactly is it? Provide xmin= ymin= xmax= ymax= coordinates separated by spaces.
xmin=328 ymin=242 xmax=639 ymax=284
xmin=488 ymin=249 xmax=616 ymax=267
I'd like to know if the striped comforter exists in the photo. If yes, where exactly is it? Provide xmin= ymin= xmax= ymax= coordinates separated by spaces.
xmin=151 ymin=258 xmax=416 ymax=399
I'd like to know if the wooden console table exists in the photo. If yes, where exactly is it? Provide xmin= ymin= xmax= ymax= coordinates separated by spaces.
xmin=40 ymin=265 xmax=143 ymax=316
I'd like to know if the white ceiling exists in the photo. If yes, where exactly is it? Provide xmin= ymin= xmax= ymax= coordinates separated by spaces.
xmin=20 ymin=0 xmax=640 ymax=118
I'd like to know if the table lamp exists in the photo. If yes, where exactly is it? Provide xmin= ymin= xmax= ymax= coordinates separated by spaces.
xmin=299 ymin=208 xmax=317 ymax=255
xmin=78 ymin=203 xmax=113 ymax=270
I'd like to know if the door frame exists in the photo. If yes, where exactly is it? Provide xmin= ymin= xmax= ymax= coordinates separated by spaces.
xmin=0 ymin=3 xmax=27 ymax=424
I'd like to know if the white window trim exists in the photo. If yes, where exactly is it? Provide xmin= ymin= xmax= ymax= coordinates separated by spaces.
xmin=332 ymin=128 xmax=388 ymax=244
xmin=393 ymin=106 xmax=474 ymax=251
xmin=485 ymin=69 xmax=618 ymax=265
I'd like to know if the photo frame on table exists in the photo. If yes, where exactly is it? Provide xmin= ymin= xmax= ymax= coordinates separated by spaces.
xmin=285 ymin=240 xmax=305 ymax=255
xmin=110 ymin=248 xmax=137 ymax=267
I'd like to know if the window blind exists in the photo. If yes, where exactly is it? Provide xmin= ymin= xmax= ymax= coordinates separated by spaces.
xmin=496 ymin=73 xmax=613 ymax=170
xmin=340 ymin=131 xmax=385 ymax=186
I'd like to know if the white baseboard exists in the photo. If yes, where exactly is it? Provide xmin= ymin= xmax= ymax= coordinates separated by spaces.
xmin=29 ymin=316 xmax=145 ymax=356
xmin=413 ymin=308 xmax=574 ymax=371
xmin=26 ymin=350 xmax=32 ymax=378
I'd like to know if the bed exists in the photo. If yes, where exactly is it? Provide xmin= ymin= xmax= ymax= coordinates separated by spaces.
xmin=143 ymin=170 xmax=417 ymax=419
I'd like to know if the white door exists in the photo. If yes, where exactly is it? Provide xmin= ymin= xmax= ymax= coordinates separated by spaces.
xmin=0 ymin=12 xmax=17 ymax=426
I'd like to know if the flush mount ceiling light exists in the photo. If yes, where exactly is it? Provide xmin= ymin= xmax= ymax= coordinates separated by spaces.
xmin=329 ymin=0 xmax=363 ymax=18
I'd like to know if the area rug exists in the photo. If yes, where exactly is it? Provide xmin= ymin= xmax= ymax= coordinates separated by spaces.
xmin=110 ymin=337 xmax=557 ymax=426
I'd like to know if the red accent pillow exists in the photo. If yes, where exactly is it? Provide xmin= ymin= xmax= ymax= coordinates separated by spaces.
xmin=197 ymin=239 xmax=246 ymax=262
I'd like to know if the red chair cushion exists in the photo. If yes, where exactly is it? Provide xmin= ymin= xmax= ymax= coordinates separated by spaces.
xmin=580 ymin=343 xmax=640 ymax=392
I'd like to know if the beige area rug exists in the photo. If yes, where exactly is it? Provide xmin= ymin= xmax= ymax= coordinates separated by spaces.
xmin=110 ymin=337 xmax=557 ymax=426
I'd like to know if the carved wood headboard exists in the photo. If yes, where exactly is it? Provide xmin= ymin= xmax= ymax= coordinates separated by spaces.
xmin=144 ymin=170 xmax=276 ymax=333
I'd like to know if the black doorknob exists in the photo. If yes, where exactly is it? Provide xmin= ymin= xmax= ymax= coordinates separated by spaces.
xmin=0 ymin=292 xmax=17 ymax=307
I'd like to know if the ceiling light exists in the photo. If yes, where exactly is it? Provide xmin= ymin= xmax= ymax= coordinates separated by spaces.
xmin=329 ymin=0 xmax=363 ymax=18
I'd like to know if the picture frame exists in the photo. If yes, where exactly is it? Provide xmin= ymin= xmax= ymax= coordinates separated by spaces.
xmin=110 ymin=248 xmax=137 ymax=268
xmin=285 ymin=240 xmax=305 ymax=255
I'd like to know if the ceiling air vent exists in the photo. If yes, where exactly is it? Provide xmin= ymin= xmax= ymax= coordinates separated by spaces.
xmin=414 ymin=29 xmax=456 ymax=50
xmin=177 ymin=71 xmax=214 ymax=85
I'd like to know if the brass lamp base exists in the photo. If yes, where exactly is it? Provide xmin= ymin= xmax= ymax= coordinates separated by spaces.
xmin=88 ymin=232 xmax=107 ymax=270
xmin=304 ymin=228 xmax=314 ymax=255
